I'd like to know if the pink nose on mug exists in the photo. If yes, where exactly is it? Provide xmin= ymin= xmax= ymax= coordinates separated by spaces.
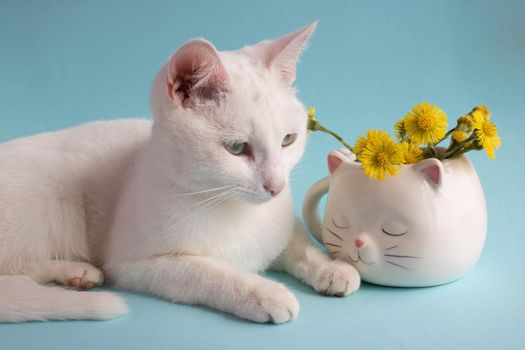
xmin=355 ymin=239 xmax=365 ymax=248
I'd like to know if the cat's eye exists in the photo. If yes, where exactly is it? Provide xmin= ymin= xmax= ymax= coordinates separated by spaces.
xmin=381 ymin=220 xmax=408 ymax=236
xmin=225 ymin=141 xmax=249 ymax=156
xmin=282 ymin=133 xmax=297 ymax=147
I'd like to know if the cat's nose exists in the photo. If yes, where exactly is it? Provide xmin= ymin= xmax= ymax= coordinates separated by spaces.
xmin=263 ymin=181 xmax=285 ymax=197
xmin=355 ymin=239 xmax=365 ymax=249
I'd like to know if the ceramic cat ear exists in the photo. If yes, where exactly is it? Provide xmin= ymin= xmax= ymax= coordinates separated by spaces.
xmin=415 ymin=158 xmax=443 ymax=187
xmin=166 ymin=39 xmax=229 ymax=106
xmin=327 ymin=149 xmax=354 ymax=174
xmin=254 ymin=21 xmax=318 ymax=85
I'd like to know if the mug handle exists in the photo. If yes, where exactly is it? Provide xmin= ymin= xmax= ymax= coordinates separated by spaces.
xmin=302 ymin=176 xmax=330 ymax=242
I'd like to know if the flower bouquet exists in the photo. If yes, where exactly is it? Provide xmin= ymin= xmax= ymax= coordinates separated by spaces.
xmin=307 ymin=103 xmax=501 ymax=180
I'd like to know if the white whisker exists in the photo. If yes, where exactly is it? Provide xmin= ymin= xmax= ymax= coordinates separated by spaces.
xmin=175 ymin=185 xmax=236 ymax=197
xmin=190 ymin=189 xmax=234 ymax=213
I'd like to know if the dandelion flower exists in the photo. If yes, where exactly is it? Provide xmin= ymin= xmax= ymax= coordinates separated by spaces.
xmin=394 ymin=118 xmax=406 ymax=140
xmin=354 ymin=130 xmax=390 ymax=154
xmin=399 ymin=142 xmax=423 ymax=164
xmin=404 ymin=102 xmax=448 ymax=145
xmin=358 ymin=132 xmax=403 ymax=180
xmin=457 ymin=115 xmax=474 ymax=132
xmin=452 ymin=130 xmax=469 ymax=143
xmin=307 ymin=107 xmax=317 ymax=132
xmin=472 ymin=118 xmax=501 ymax=159
xmin=473 ymin=105 xmax=490 ymax=119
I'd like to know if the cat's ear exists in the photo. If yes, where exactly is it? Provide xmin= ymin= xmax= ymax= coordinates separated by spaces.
xmin=254 ymin=21 xmax=318 ymax=86
xmin=166 ymin=39 xmax=229 ymax=106
xmin=327 ymin=149 xmax=353 ymax=174
xmin=415 ymin=158 xmax=443 ymax=187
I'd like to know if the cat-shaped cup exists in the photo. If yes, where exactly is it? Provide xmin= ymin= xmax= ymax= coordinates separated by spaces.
xmin=303 ymin=149 xmax=487 ymax=287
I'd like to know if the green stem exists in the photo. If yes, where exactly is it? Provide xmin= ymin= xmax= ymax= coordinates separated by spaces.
xmin=314 ymin=123 xmax=354 ymax=153
xmin=435 ymin=127 xmax=457 ymax=146
xmin=443 ymin=133 xmax=476 ymax=159
xmin=428 ymin=144 xmax=438 ymax=159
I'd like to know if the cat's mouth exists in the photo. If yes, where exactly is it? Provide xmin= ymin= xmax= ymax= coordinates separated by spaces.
xmin=347 ymin=251 xmax=374 ymax=265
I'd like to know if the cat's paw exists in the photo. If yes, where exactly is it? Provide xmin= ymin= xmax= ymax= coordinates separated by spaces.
xmin=312 ymin=259 xmax=360 ymax=297
xmin=51 ymin=261 xmax=104 ymax=289
xmin=237 ymin=278 xmax=299 ymax=324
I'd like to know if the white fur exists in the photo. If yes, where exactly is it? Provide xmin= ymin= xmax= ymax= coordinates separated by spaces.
xmin=0 ymin=22 xmax=360 ymax=323
xmin=0 ymin=276 xmax=128 ymax=322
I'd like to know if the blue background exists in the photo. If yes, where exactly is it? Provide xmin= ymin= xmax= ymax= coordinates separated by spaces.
xmin=1 ymin=0 xmax=524 ymax=349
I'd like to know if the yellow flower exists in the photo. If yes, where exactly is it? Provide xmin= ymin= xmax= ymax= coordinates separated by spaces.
xmin=358 ymin=132 xmax=403 ymax=180
xmin=307 ymin=107 xmax=317 ymax=132
xmin=468 ymin=105 xmax=500 ymax=158
xmin=472 ymin=118 xmax=501 ymax=159
xmin=470 ymin=107 xmax=489 ymax=127
xmin=403 ymin=102 xmax=448 ymax=145
xmin=354 ymin=130 xmax=389 ymax=154
xmin=457 ymin=115 xmax=474 ymax=132
xmin=394 ymin=118 xmax=406 ymax=140
xmin=473 ymin=105 xmax=490 ymax=119
xmin=399 ymin=142 xmax=423 ymax=164
xmin=452 ymin=130 xmax=469 ymax=143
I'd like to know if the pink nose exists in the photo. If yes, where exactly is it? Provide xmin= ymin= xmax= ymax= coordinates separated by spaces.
xmin=355 ymin=239 xmax=365 ymax=248
xmin=263 ymin=182 xmax=285 ymax=197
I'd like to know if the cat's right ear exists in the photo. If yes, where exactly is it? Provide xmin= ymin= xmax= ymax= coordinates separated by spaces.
xmin=166 ymin=39 xmax=229 ymax=107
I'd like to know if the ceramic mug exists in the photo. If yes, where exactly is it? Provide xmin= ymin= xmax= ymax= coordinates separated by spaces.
xmin=303 ymin=149 xmax=487 ymax=287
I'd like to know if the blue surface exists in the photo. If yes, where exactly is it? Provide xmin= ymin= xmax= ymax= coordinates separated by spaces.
xmin=1 ymin=0 xmax=524 ymax=349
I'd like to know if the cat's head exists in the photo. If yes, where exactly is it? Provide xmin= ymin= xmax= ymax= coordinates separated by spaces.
xmin=149 ymin=22 xmax=317 ymax=203
xmin=321 ymin=150 xmax=486 ymax=286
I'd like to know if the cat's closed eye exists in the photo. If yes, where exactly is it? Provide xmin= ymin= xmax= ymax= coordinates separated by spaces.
xmin=281 ymin=133 xmax=297 ymax=147
xmin=224 ymin=141 xmax=250 ymax=156
xmin=381 ymin=220 xmax=408 ymax=236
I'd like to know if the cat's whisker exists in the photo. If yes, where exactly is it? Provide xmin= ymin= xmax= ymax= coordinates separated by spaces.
xmin=213 ymin=189 xmax=242 ymax=210
xmin=215 ymin=191 xmax=241 ymax=212
xmin=190 ymin=191 xmax=228 ymax=209
xmin=385 ymin=245 xmax=398 ymax=251
xmin=175 ymin=185 xmax=237 ymax=197
xmin=324 ymin=242 xmax=342 ymax=248
xmin=326 ymin=228 xmax=343 ymax=241
xmin=385 ymin=260 xmax=411 ymax=270
xmin=190 ymin=189 xmax=236 ymax=213
xmin=206 ymin=191 xmax=231 ymax=210
xmin=384 ymin=254 xmax=424 ymax=259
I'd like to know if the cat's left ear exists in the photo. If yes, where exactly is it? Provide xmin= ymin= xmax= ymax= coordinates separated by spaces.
xmin=254 ymin=21 xmax=318 ymax=86
xmin=415 ymin=158 xmax=443 ymax=188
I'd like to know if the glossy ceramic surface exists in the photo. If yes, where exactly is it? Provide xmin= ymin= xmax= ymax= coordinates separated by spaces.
xmin=303 ymin=149 xmax=488 ymax=287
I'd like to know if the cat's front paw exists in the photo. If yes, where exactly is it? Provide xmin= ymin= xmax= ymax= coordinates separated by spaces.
xmin=312 ymin=259 xmax=360 ymax=297
xmin=52 ymin=262 xmax=104 ymax=289
xmin=238 ymin=278 xmax=299 ymax=324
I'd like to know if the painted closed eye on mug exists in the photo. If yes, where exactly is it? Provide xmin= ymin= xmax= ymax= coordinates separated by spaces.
xmin=381 ymin=220 xmax=408 ymax=236
xmin=331 ymin=215 xmax=351 ymax=229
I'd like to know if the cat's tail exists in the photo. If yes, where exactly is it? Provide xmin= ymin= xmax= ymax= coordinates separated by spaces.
xmin=0 ymin=275 xmax=128 ymax=322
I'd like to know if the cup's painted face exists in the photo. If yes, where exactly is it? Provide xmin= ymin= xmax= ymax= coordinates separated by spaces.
xmin=321 ymin=150 xmax=487 ymax=287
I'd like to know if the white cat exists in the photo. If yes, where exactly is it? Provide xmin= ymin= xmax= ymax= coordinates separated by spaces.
xmin=0 ymin=22 xmax=360 ymax=324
